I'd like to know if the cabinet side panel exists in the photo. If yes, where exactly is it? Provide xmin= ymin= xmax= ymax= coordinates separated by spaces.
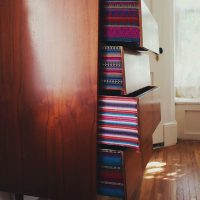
xmin=0 ymin=0 xmax=98 ymax=199
xmin=0 ymin=1 xmax=23 ymax=193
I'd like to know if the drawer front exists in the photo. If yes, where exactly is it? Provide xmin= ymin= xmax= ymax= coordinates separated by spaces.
xmin=124 ymin=148 xmax=143 ymax=200
xmin=97 ymin=149 xmax=125 ymax=198
xmin=138 ymin=87 xmax=161 ymax=143
xmin=98 ymin=96 xmax=140 ymax=150
xmin=100 ymin=0 xmax=159 ymax=53
xmin=97 ymin=148 xmax=143 ymax=200
xmin=141 ymin=136 xmax=153 ymax=168
xmin=98 ymin=87 xmax=161 ymax=150
xmin=99 ymin=46 xmax=151 ymax=95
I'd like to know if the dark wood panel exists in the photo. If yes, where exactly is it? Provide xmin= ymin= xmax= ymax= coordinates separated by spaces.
xmin=140 ymin=136 xmax=153 ymax=169
xmin=138 ymin=87 xmax=161 ymax=143
xmin=124 ymin=149 xmax=143 ymax=200
xmin=0 ymin=0 xmax=98 ymax=199
xmin=138 ymin=87 xmax=161 ymax=168
xmin=0 ymin=1 xmax=22 ymax=192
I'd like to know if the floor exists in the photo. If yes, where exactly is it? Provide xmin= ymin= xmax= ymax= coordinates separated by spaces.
xmin=97 ymin=140 xmax=200 ymax=200
xmin=2 ymin=140 xmax=199 ymax=200
xmin=140 ymin=140 xmax=200 ymax=200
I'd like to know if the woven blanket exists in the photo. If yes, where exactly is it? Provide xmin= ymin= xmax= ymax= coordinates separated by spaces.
xmin=98 ymin=182 xmax=125 ymax=198
xmin=98 ymin=148 xmax=123 ymax=167
xmin=99 ymin=46 xmax=124 ymax=92
xmin=102 ymin=0 xmax=141 ymax=44
xmin=97 ymin=149 xmax=125 ymax=198
xmin=98 ymin=95 xmax=140 ymax=149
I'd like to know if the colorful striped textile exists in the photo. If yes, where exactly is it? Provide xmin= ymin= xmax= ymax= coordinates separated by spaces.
xmin=97 ymin=148 xmax=125 ymax=198
xmin=102 ymin=0 xmax=141 ymax=44
xmin=98 ymin=182 xmax=125 ymax=198
xmin=99 ymin=46 xmax=124 ymax=92
xmin=98 ymin=95 xmax=140 ymax=150
xmin=98 ymin=148 xmax=123 ymax=167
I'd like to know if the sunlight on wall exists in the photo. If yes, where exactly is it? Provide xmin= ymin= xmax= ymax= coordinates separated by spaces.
xmin=25 ymin=0 xmax=74 ymax=96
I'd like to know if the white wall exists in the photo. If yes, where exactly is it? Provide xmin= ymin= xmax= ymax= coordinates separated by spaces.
xmin=144 ymin=0 xmax=152 ymax=10
xmin=145 ymin=0 xmax=177 ymax=146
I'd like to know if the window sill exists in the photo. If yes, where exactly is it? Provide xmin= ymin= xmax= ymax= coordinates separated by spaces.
xmin=175 ymin=97 xmax=200 ymax=105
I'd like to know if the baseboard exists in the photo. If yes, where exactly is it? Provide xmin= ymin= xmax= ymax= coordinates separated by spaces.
xmin=163 ymin=121 xmax=178 ymax=147
xmin=178 ymin=134 xmax=200 ymax=140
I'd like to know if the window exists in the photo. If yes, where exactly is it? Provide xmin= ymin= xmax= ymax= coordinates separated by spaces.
xmin=175 ymin=0 xmax=200 ymax=98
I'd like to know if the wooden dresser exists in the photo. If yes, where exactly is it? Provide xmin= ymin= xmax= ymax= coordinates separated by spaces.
xmin=0 ymin=0 xmax=98 ymax=199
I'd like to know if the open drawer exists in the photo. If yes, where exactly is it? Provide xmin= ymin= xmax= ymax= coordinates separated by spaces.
xmin=98 ymin=86 xmax=161 ymax=150
xmin=99 ymin=46 xmax=151 ymax=95
xmin=100 ymin=0 xmax=159 ymax=54
xmin=97 ymin=147 xmax=143 ymax=200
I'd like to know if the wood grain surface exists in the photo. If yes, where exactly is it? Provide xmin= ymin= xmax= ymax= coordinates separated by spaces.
xmin=0 ymin=0 xmax=98 ymax=199
xmin=140 ymin=140 xmax=200 ymax=200
xmin=97 ymin=140 xmax=200 ymax=200
xmin=138 ymin=87 xmax=161 ymax=168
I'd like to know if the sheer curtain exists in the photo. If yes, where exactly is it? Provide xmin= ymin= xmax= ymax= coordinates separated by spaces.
xmin=175 ymin=0 xmax=200 ymax=98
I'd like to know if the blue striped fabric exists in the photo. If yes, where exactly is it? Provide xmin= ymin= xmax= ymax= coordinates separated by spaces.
xmin=98 ymin=150 xmax=123 ymax=167
xmin=97 ymin=148 xmax=125 ymax=198
xmin=99 ymin=46 xmax=124 ymax=92
xmin=98 ymin=182 xmax=125 ymax=198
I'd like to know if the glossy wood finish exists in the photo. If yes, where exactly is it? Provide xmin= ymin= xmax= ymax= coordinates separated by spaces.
xmin=0 ymin=0 xmax=98 ymax=199
xmin=138 ymin=87 xmax=161 ymax=168
xmin=140 ymin=137 xmax=153 ymax=169
xmin=124 ymin=149 xmax=143 ymax=200
xmin=139 ymin=140 xmax=200 ymax=200
xmin=138 ymin=87 xmax=161 ymax=143
xmin=97 ymin=140 xmax=200 ymax=200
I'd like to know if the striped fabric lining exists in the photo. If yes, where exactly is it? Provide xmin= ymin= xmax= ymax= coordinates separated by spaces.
xmin=98 ymin=149 xmax=123 ymax=167
xmin=98 ymin=182 xmax=125 ymax=198
xmin=102 ymin=0 xmax=141 ymax=44
xmin=99 ymin=46 xmax=124 ymax=92
xmin=97 ymin=149 xmax=125 ymax=198
xmin=98 ymin=95 xmax=140 ymax=149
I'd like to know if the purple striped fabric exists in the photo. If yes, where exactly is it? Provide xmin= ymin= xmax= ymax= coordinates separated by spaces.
xmin=102 ymin=0 xmax=141 ymax=44
xmin=104 ymin=26 xmax=140 ymax=39
xmin=99 ymin=46 xmax=124 ymax=92
xmin=98 ymin=95 xmax=140 ymax=150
